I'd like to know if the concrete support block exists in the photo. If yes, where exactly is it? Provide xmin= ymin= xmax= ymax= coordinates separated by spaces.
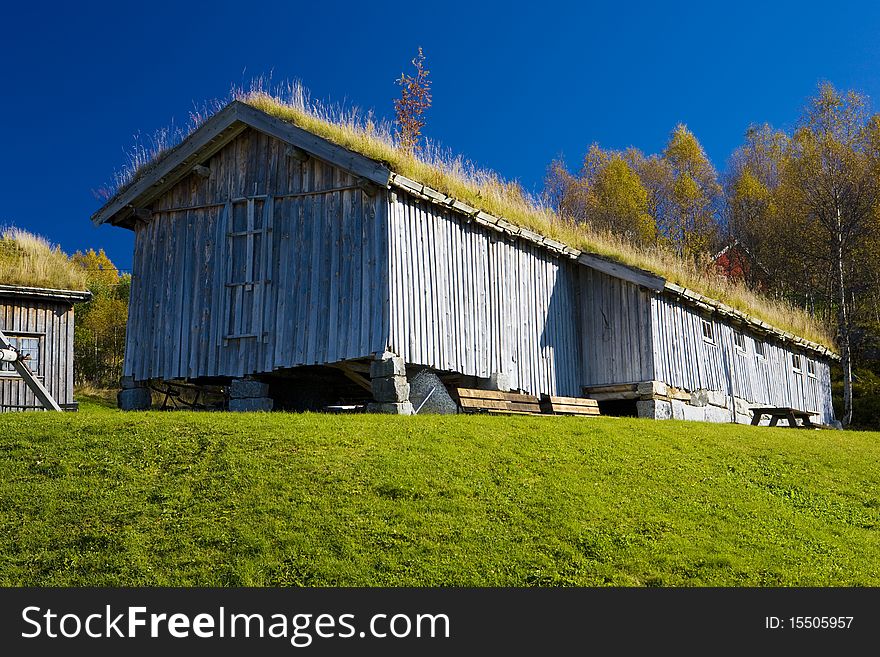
xmin=229 ymin=397 xmax=274 ymax=412
xmin=475 ymin=372 xmax=514 ymax=392
xmin=372 ymin=375 xmax=410 ymax=402
xmin=488 ymin=372 xmax=513 ymax=392
xmin=369 ymin=355 xmax=406 ymax=378
xmin=636 ymin=399 xmax=672 ymax=420
xmin=118 ymin=388 xmax=152 ymax=411
xmin=230 ymin=379 xmax=270 ymax=399
xmin=366 ymin=401 xmax=414 ymax=415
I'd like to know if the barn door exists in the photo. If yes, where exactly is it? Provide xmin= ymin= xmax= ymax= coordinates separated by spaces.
xmin=223 ymin=196 xmax=274 ymax=345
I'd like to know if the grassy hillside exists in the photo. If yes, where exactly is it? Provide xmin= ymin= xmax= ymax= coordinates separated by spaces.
xmin=1 ymin=402 xmax=877 ymax=586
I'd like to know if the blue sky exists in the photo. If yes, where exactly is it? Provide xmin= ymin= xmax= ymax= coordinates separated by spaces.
xmin=3 ymin=0 xmax=880 ymax=270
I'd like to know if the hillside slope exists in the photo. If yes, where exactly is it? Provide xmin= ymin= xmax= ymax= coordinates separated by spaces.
xmin=0 ymin=404 xmax=877 ymax=586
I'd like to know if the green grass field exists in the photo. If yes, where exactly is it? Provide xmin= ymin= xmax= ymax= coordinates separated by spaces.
xmin=1 ymin=394 xmax=878 ymax=586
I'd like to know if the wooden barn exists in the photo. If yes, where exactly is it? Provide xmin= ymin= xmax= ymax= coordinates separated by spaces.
xmin=92 ymin=100 xmax=837 ymax=424
xmin=0 ymin=285 xmax=91 ymax=411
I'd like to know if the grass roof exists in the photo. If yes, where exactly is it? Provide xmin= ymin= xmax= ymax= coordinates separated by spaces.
xmin=105 ymin=80 xmax=835 ymax=348
xmin=0 ymin=227 xmax=87 ymax=291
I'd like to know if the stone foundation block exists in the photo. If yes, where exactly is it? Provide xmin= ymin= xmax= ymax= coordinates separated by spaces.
xmin=707 ymin=390 xmax=728 ymax=408
xmin=637 ymin=399 xmax=672 ymax=420
xmin=734 ymin=397 xmax=753 ymax=418
xmin=680 ymin=401 xmax=708 ymax=422
xmin=690 ymin=389 xmax=709 ymax=407
xmin=734 ymin=412 xmax=753 ymax=425
xmin=230 ymin=379 xmax=270 ymax=399
xmin=370 ymin=356 xmax=406 ymax=378
xmin=705 ymin=405 xmax=734 ymax=423
xmin=372 ymin=375 xmax=410 ymax=403
xmin=118 ymin=387 xmax=152 ymax=411
xmin=229 ymin=397 xmax=274 ymax=412
xmin=366 ymin=401 xmax=414 ymax=415
xmin=637 ymin=380 xmax=668 ymax=398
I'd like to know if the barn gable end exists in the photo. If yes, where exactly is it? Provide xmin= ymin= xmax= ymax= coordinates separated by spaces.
xmin=124 ymin=128 xmax=390 ymax=382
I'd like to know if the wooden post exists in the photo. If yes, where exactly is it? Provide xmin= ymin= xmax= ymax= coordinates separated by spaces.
xmin=0 ymin=328 xmax=62 ymax=411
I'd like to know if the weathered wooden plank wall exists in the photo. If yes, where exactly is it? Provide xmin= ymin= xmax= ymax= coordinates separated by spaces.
xmin=124 ymin=129 xmax=388 ymax=381
xmin=387 ymin=193 xmax=582 ymax=397
xmin=0 ymin=296 xmax=74 ymax=410
xmin=579 ymin=268 xmax=654 ymax=386
xmin=651 ymin=295 xmax=835 ymax=423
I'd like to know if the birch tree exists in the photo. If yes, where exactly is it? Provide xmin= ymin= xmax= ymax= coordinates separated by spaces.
xmin=781 ymin=83 xmax=880 ymax=426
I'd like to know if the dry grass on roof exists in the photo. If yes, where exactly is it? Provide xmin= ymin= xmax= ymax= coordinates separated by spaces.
xmin=103 ymin=79 xmax=835 ymax=349
xmin=0 ymin=227 xmax=87 ymax=291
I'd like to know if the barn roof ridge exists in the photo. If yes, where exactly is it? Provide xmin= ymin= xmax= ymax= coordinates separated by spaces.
xmin=91 ymin=101 xmax=837 ymax=360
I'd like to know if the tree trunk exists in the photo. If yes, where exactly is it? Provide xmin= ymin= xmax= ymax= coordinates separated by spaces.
xmin=835 ymin=210 xmax=853 ymax=427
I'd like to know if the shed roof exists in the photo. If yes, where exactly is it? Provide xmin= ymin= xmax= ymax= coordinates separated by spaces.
xmin=91 ymin=101 xmax=837 ymax=361
xmin=0 ymin=284 xmax=92 ymax=303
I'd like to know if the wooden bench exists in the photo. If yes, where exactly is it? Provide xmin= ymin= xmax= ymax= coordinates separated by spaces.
xmin=540 ymin=394 xmax=600 ymax=416
xmin=455 ymin=388 xmax=542 ymax=415
xmin=750 ymin=407 xmax=816 ymax=428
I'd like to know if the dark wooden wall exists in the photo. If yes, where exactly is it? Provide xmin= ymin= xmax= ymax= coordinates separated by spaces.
xmin=578 ymin=268 xmax=655 ymax=386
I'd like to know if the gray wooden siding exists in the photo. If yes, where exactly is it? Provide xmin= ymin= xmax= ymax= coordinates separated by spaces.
xmin=579 ymin=268 xmax=654 ymax=386
xmin=387 ymin=193 xmax=582 ymax=396
xmin=124 ymin=129 xmax=389 ymax=381
xmin=652 ymin=295 xmax=835 ymax=423
xmin=0 ymin=297 xmax=74 ymax=410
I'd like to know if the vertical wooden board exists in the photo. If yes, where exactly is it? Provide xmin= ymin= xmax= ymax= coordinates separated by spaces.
xmin=356 ymin=190 xmax=370 ymax=355
xmin=294 ymin=194 xmax=313 ymax=365
xmin=194 ymin=207 xmax=210 ymax=376
xmin=261 ymin=196 xmax=275 ymax=371
xmin=408 ymin=202 xmax=422 ymax=362
xmin=399 ymin=201 xmax=412 ymax=360
xmin=305 ymin=170 xmax=322 ymax=363
xmin=374 ymin=193 xmax=390 ymax=354
xmin=400 ymin=198 xmax=414 ymax=360
xmin=340 ymin=188 xmax=357 ymax=358
xmin=326 ymin=188 xmax=340 ymax=363
xmin=386 ymin=195 xmax=400 ymax=354
xmin=316 ymin=167 xmax=332 ymax=364
xmin=272 ymin=197 xmax=288 ymax=366
xmin=177 ymin=210 xmax=193 ymax=378
xmin=64 ymin=306 xmax=74 ymax=404
xmin=419 ymin=202 xmax=433 ymax=367
xmin=292 ymin=195 xmax=309 ymax=365
xmin=155 ymin=214 xmax=169 ymax=379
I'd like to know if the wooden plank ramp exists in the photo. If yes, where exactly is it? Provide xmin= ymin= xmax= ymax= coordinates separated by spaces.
xmin=540 ymin=394 xmax=600 ymax=416
xmin=455 ymin=388 xmax=542 ymax=414
xmin=455 ymin=388 xmax=601 ymax=417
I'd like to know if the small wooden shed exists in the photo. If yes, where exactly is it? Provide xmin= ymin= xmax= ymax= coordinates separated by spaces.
xmin=0 ymin=285 xmax=91 ymax=411
xmin=92 ymin=100 xmax=837 ymax=424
